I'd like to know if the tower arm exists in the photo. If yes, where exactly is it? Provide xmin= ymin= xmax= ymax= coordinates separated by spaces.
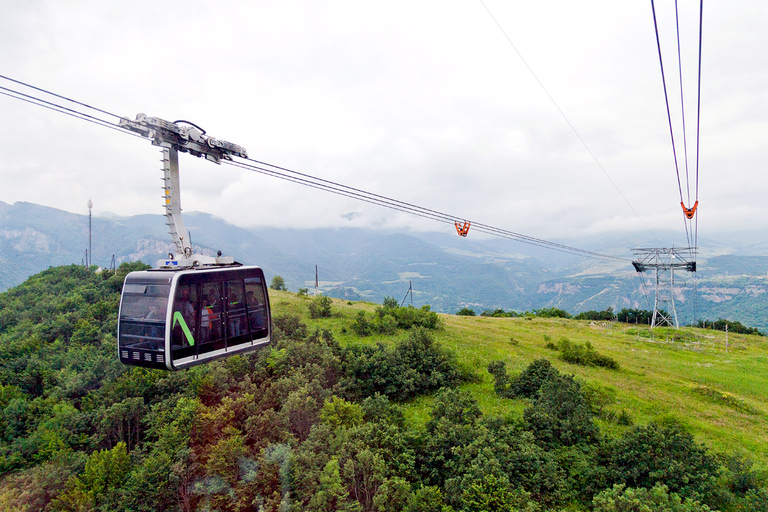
xmin=118 ymin=113 xmax=247 ymax=268
xmin=118 ymin=113 xmax=248 ymax=163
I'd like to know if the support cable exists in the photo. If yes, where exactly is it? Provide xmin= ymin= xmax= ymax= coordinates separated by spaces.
xmin=0 ymin=74 xmax=122 ymax=120
xmin=674 ymin=0 xmax=693 ymax=208
xmin=1 ymin=75 xmax=629 ymax=263
xmin=0 ymin=88 xmax=143 ymax=139
xmin=232 ymin=158 xmax=626 ymax=261
xmin=479 ymin=0 xmax=661 ymax=247
xmin=694 ymin=0 xmax=704 ymax=251
xmin=649 ymin=0 xmax=704 ymax=258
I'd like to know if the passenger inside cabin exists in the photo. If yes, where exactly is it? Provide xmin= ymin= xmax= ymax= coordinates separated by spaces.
xmin=246 ymin=290 xmax=265 ymax=329
xmin=172 ymin=286 xmax=196 ymax=346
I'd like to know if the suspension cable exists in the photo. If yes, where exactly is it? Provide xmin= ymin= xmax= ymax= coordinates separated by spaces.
xmin=0 ymin=73 xmax=123 ymax=120
xmin=479 ymin=0 xmax=662 ymax=247
xmin=0 ymin=75 xmax=630 ymax=262
xmin=229 ymin=158 xmax=626 ymax=261
xmin=694 ymin=0 xmax=704 ymax=251
xmin=650 ymin=0 xmax=705 ymax=252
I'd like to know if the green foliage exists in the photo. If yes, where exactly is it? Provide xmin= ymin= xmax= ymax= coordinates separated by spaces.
xmin=593 ymin=483 xmax=713 ymax=512
xmin=321 ymin=396 xmax=364 ymax=429
xmin=308 ymin=457 xmax=359 ymax=512
xmin=524 ymin=373 xmax=598 ymax=448
xmin=509 ymin=358 xmax=559 ymax=399
xmin=481 ymin=309 xmax=520 ymax=318
xmin=53 ymin=442 xmax=131 ymax=511
xmin=382 ymin=296 xmax=399 ymax=309
xmin=351 ymin=299 xmax=440 ymax=336
xmin=341 ymin=328 xmax=463 ymax=402
xmin=575 ymin=307 xmax=615 ymax=321
xmin=556 ymin=338 xmax=620 ymax=370
xmin=456 ymin=308 xmax=476 ymax=316
xmin=615 ymin=308 xmax=655 ymax=325
xmin=603 ymin=422 xmax=720 ymax=501
xmin=530 ymin=307 xmax=572 ymax=319
xmin=487 ymin=361 xmax=513 ymax=398
xmin=270 ymin=275 xmax=287 ymax=291
xmin=1 ymin=263 xmax=767 ymax=512
xmin=696 ymin=318 xmax=765 ymax=336
xmin=405 ymin=485 xmax=453 ymax=512
xmin=420 ymin=388 xmax=483 ymax=489
xmin=351 ymin=310 xmax=373 ymax=336
xmin=298 ymin=288 xmax=309 ymax=296
xmin=309 ymin=295 xmax=333 ymax=319
xmin=274 ymin=314 xmax=309 ymax=339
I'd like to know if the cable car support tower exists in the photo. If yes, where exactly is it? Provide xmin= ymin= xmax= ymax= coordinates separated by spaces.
xmin=632 ymin=247 xmax=696 ymax=328
xmin=118 ymin=114 xmax=248 ymax=268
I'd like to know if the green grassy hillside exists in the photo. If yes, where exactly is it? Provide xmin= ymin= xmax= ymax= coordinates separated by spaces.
xmin=276 ymin=290 xmax=768 ymax=470
xmin=2 ymin=268 xmax=767 ymax=511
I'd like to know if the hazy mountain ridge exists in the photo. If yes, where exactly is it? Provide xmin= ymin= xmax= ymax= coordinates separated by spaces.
xmin=1 ymin=201 xmax=767 ymax=330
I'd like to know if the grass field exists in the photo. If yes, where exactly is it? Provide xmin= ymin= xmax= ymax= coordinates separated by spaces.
xmin=270 ymin=290 xmax=768 ymax=470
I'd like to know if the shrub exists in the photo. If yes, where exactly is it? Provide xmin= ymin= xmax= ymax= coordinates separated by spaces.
xmin=604 ymin=422 xmax=720 ymax=501
xmin=481 ymin=309 xmax=520 ymax=318
xmin=557 ymin=339 xmax=619 ymax=370
xmin=593 ymin=483 xmax=714 ymax=512
xmin=487 ymin=361 xmax=514 ymax=398
xmin=274 ymin=315 xmax=308 ymax=339
xmin=575 ymin=307 xmax=616 ymax=321
xmin=351 ymin=311 xmax=372 ymax=336
xmin=351 ymin=299 xmax=440 ymax=336
xmin=524 ymin=373 xmax=598 ymax=448
xmin=340 ymin=328 xmax=462 ymax=401
xmin=456 ymin=308 xmax=476 ymax=316
xmin=531 ymin=307 xmax=572 ymax=319
xmin=510 ymin=359 xmax=560 ymax=399
xmin=308 ymin=296 xmax=333 ymax=319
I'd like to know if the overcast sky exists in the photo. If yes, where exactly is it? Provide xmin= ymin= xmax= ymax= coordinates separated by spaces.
xmin=1 ymin=0 xmax=766 ymax=247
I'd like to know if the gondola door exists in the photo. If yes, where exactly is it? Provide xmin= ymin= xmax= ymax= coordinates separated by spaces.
xmin=170 ymin=282 xmax=199 ymax=362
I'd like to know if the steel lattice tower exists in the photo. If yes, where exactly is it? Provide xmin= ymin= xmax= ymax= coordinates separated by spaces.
xmin=632 ymin=247 xmax=696 ymax=328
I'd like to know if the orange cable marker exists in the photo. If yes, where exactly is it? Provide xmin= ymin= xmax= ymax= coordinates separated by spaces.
xmin=680 ymin=200 xmax=698 ymax=219
xmin=455 ymin=221 xmax=471 ymax=237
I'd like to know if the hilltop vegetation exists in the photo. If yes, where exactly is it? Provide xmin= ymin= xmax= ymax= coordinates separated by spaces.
xmin=0 ymin=265 xmax=767 ymax=511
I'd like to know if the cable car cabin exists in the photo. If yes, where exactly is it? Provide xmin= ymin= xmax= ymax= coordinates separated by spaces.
xmin=117 ymin=266 xmax=271 ymax=370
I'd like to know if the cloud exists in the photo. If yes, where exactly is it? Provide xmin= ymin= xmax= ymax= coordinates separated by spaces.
xmin=0 ymin=0 xmax=766 ymax=249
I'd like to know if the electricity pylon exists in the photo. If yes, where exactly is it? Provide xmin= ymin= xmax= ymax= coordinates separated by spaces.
xmin=632 ymin=247 xmax=696 ymax=328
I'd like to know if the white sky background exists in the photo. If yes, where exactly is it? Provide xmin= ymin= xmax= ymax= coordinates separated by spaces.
xmin=0 ymin=0 xmax=766 ymax=244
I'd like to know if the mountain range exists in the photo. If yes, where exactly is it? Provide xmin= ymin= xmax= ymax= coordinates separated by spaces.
xmin=1 ymin=200 xmax=767 ymax=331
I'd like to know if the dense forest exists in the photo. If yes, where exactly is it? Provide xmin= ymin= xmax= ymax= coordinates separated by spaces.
xmin=0 ymin=265 xmax=767 ymax=511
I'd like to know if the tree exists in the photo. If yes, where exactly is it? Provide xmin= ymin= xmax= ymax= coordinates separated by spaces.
xmin=593 ymin=483 xmax=713 ymax=512
xmin=309 ymin=296 xmax=333 ymax=319
xmin=308 ymin=458 xmax=360 ymax=512
xmin=270 ymin=275 xmax=287 ymax=291
xmin=53 ymin=442 xmax=131 ymax=511
xmin=510 ymin=358 xmax=559 ymax=399
xmin=531 ymin=307 xmax=572 ymax=319
xmin=456 ymin=308 xmax=476 ymax=316
xmin=604 ymin=422 xmax=719 ymax=501
xmin=524 ymin=373 xmax=598 ymax=448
